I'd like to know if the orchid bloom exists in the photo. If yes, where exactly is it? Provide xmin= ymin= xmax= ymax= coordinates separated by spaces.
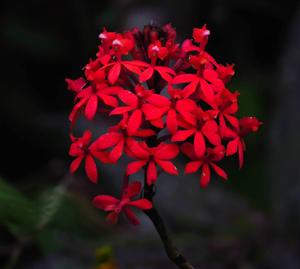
xmin=69 ymin=130 xmax=111 ymax=183
xmin=93 ymin=181 xmax=152 ymax=225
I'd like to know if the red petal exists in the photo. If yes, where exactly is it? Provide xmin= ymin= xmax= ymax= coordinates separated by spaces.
xmin=194 ymin=131 xmax=206 ymax=158
xmin=123 ymin=207 xmax=140 ymax=225
xmin=146 ymin=94 xmax=170 ymax=107
xmin=110 ymin=106 xmax=133 ymax=115
xmin=84 ymin=95 xmax=98 ymax=120
xmin=106 ymin=212 xmax=119 ymax=225
xmin=200 ymin=163 xmax=211 ymax=187
xmin=238 ymin=139 xmax=244 ymax=168
xmin=199 ymin=79 xmax=215 ymax=102
xmin=156 ymin=160 xmax=178 ymax=175
xmin=171 ymin=129 xmax=194 ymax=142
xmin=181 ymin=142 xmax=197 ymax=160
xmin=183 ymin=79 xmax=199 ymax=97
xmin=155 ymin=143 xmax=179 ymax=160
xmin=108 ymin=63 xmax=121 ymax=85
xmin=155 ymin=66 xmax=175 ymax=82
xmin=129 ymin=199 xmax=152 ymax=210
xmin=126 ymin=139 xmax=149 ymax=159
xmin=85 ymin=155 xmax=98 ymax=183
xmin=139 ymin=67 xmax=154 ymax=82
xmin=127 ymin=109 xmax=142 ymax=136
xmin=210 ymin=163 xmax=228 ymax=180
xmin=70 ymin=155 xmax=84 ymax=173
xmin=172 ymin=74 xmax=196 ymax=84
xmin=126 ymin=160 xmax=147 ymax=175
xmin=185 ymin=161 xmax=202 ymax=174
xmin=123 ymin=62 xmax=142 ymax=75
xmin=166 ymin=109 xmax=178 ymax=134
xmin=147 ymin=161 xmax=157 ymax=185
xmin=118 ymin=90 xmax=138 ymax=107
xmin=124 ymin=181 xmax=142 ymax=197
xmin=226 ymin=138 xmax=239 ymax=156
xmin=93 ymin=195 xmax=119 ymax=211
xmin=110 ymin=139 xmax=125 ymax=162
xmin=95 ymin=132 xmax=122 ymax=150
xmin=99 ymin=94 xmax=118 ymax=107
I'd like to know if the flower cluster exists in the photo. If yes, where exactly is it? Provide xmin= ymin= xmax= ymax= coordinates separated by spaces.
xmin=66 ymin=23 xmax=261 ymax=224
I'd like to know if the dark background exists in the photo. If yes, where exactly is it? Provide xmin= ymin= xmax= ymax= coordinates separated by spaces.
xmin=1 ymin=0 xmax=300 ymax=268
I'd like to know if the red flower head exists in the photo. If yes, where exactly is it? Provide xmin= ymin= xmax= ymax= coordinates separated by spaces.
xmin=66 ymin=22 xmax=262 ymax=226
xmin=93 ymin=181 xmax=152 ymax=225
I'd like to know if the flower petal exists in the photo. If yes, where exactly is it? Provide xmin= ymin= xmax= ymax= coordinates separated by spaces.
xmin=123 ymin=207 xmax=140 ymax=225
xmin=108 ymin=62 xmax=121 ymax=84
xmin=93 ymin=195 xmax=119 ymax=211
xmin=126 ymin=160 xmax=147 ymax=175
xmin=200 ymin=163 xmax=211 ymax=187
xmin=166 ymin=109 xmax=178 ymax=134
xmin=156 ymin=160 xmax=178 ymax=175
xmin=147 ymin=161 xmax=157 ymax=185
xmin=127 ymin=109 xmax=142 ymax=136
xmin=84 ymin=95 xmax=98 ymax=120
xmin=95 ymin=132 xmax=122 ymax=150
xmin=210 ymin=163 xmax=228 ymax=180
xmin=171 ymin=129 xmax=194 ymax=142
xmin=139 ymin=67 xmax=154 ymax=82
xmin=194 ymin=131 xmax=206 ymax=158
xmin=85 ymin=155 xmax=98 ymax=183
xmin=129 ymin=199 xmax=152 ymax=210
xmin=185 ymin=161 xmax=202 ymax=174
xmin=70 ymin=155 xmax=84 ymax=173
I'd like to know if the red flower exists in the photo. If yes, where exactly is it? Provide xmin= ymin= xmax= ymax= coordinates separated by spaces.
xmin=109 ymin=85 xmax=155 ymax=134
xmin=225 ymin=117 xmax=262 ymax=168
xmin=172 ymin=107 xmax=221 ymax=158
xmin=143 ymin=87 xmax=197 ymax=133
xmin=126 ymin=141 xmax=179 ymax=185
xmin=95 ymin=114 xmax=155 ymax=162
xmin=216 ymin=64 xmax=235 ymax=84
xmin=182 ymin=143 xmax=227 ymax=187
xmin=65 ymin=77 xmax=86 ymax=93
xmin=148 ymin=40 xmax=168 ymax=63
xmin=69 ymin=130 xmax=111 ymax=183
xmin=172 ymin=65 xmax=223 ymax=99
xmin=68 ymin=82 xmax=121 ymax=124
xmin=193 ymin=24 xmax=210 ymax=49
xmin=93 ymin=181 xmax=152 ymax=225
xmin=204 ymin=88 xmax=240 ymax=134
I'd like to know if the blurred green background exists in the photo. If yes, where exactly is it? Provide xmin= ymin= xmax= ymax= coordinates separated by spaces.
xmin=1 ymin=0 xmax=300 ymax=268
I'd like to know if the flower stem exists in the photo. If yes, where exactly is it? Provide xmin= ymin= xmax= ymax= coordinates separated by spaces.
xmin=143 ymin=183 xmax=195 ymax=269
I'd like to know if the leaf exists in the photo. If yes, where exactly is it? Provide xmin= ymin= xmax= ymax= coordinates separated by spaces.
xmin=0 ymin=178 xmax=38 ymax=234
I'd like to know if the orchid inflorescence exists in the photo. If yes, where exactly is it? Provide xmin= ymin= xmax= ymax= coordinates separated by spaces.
xmin=66 ymin=23 xmax=261 ymax=225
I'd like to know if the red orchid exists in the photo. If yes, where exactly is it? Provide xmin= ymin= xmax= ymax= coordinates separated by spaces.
xmin=204 ymin=88 xmax=240 ymax=134
xmin=93 ymin=181 xmax=152 ymax=225
xmin=69 ymin=82 xmax=120 ymax=123
xmin=69 ymin=130 xmax=111 ymax=183
xmin=109 ymin=85 xmax=157 ymax=133
xmin=172 ymin=64 xmax=224 ymax=99
xmin=216 ymin=63 xmax=235 ymax=84
xmin=126 ymin=141 xmax=179 ymax=185
xmin=182 ymin=143 xmax=227 ymax=187
xmin=143 ymin=87 xmax=197 ymax=134
xmin=192 ymin=24 xmax=210 ymax=50
xmin=95 ymin=114 xmax=155 ymax=162
xmin=225 ymin=117 xmax=262 ymax=168
xmin=172 ymin=107 xmax=221 ymax=158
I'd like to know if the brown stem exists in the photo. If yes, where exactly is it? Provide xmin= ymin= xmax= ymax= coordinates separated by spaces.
xmin=143 ymin=181 xmax=195 ymax=269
